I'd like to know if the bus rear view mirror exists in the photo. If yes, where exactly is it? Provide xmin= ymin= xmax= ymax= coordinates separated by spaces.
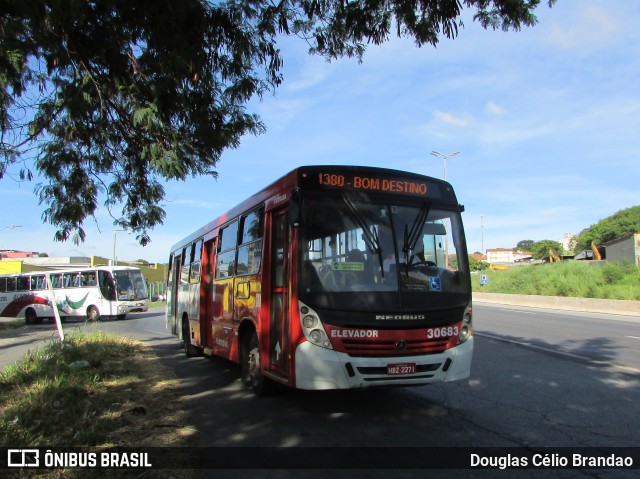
xmin=289 ymin=188 xmax=302 ymax=227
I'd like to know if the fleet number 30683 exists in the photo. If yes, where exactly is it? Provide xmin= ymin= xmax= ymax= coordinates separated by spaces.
xmin=427 ymin=326 xmax=459 ymax=339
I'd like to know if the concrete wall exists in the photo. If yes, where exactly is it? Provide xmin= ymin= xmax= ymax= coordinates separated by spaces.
xmin=474 ymin=292 xmax=640 ymax=317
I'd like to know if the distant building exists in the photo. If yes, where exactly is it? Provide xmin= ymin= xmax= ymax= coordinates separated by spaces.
xmin=470 ymin=253 xmax=487 ymax=262
xmin=486 ymin=248 xmax=533 ymax=264
xmin=22 ymin=256 xmax=93 ymax=268
xmin=558 ymin=233 xmax=577 ymax=253
xmin=602 ymin=233 xmax=640 ymax=266
xmin=0 ymin=250 xmax=40 ymax=259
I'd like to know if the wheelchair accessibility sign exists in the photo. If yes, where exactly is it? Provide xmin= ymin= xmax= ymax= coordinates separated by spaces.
xmin=428 ymin=276 xmax=442 ymax=292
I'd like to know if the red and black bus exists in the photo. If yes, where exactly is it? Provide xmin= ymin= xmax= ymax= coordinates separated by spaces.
xmin=167 ymin=165 xmax=473 ymax=395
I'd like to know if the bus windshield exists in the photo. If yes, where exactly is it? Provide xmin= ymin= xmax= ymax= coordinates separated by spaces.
xmin=299 ymin=193 xmax=469 ymax=310
xmin=113 ymin=269 xmax=149 ymax=301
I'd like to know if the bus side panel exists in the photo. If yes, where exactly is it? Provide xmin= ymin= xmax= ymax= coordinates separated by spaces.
xmin=0 ymin=292 xmax=51 ymax=318
xmin=188 ymin=282 xmax=201 ymax=346
xmin=212 ymin=276 xmax=234 ymax=358
xmin=52 ymin=288 xmax=106 ymax=318
xmin=231 ymin=274 xmax=261 ymax=363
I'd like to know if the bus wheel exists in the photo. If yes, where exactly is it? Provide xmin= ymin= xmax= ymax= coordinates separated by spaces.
xmin=182 ymin=319 xmax=200 ymax=358
xmin=244 ymin=332 xmax=276 ymax=396
xmin=25 ymin=308 xmax=38 ymax=325
xmin=87 ymin=306 xmax=100 ymax=321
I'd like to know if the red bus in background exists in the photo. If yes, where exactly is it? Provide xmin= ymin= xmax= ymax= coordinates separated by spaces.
xmin=166 ymin=166 xmax=473 ymax=395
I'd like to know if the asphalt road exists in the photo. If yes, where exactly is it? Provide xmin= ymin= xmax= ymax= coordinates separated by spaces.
xmin=474 ymin=303 xmax=640 ymax=373
xmin=1 ymin=305 xmax=639 ymax=478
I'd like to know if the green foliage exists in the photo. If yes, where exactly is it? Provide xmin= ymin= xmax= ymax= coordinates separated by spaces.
xmin=473 ymin=262 xmax=640 ymax=300
xmin=516 ymin=239 xmax=535 ymax=251
xmin=2 ymin=0 xmax=556 ymax=245
xmin=468 ymin=255 xmax=488 ymax=271
xmin=530 ymin=239 xmax=563 ymax=260
xmin=575 ymin=206 xmax=640 ymax=252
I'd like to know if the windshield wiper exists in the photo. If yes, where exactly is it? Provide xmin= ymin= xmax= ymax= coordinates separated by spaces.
xmin=342 ymin=195 xmax=385 ymax=277
xmin=402 ymin=203 xmax=430 ymax=273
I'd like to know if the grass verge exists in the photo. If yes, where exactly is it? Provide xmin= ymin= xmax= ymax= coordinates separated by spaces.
xmin=0 ymin=328 xmax=198 ymax=478
xmin=472 ymin=261 xmax=640 ymax=300
xmin=0 ymin=318 xmax=25 ymax=331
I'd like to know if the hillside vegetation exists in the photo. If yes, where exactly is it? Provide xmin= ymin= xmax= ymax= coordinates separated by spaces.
xmin=472 ymin=261 xmax=640 ymax=301
xmin=575 ymin=205 xmax=640 ymax=252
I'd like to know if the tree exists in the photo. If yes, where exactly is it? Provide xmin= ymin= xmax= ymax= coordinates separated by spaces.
xmin=575 ymin=206 xmax=640 ymax=252
xmin=531 ymin=239 xmax=562 ymax=261
xmin=1 ymin=0 xmax=557 ymax=245
xmin=468 ymin=255 xmax=488 ymax=272
xmin=516 ymin=239 xmax=535 ymax=251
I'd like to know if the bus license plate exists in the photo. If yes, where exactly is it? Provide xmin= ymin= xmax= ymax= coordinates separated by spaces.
xmin=386 ymin=363 xmax=416 ymax=375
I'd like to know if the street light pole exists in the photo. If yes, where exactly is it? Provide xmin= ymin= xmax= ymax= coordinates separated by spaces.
xmin=113 ymin=229 xmax=126 ymax=266
xmin=481 ymin=215 xmax=485 ymax=255
xmin=430 ymin=150 xmax=459 ymax=181
xmin=429 ymin=152 xmax=460 ymax=270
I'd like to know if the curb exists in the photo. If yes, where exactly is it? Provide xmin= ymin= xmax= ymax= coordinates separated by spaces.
xmin=473 ymin=292 xmax=640 ymax=317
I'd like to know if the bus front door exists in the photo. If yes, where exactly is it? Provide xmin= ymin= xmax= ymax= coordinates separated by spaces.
xmin=168 ymin=255 xmax=181 ymax=335
xmin=201 ymin=238 xmax=216 ymax=351
xmin=268 ymin=209 xmax=290 ymax=377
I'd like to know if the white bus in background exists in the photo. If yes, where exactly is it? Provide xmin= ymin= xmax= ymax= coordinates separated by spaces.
xmin=0 ymin=266 xmax=149 ymax=324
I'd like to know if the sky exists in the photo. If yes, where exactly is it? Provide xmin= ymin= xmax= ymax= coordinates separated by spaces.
xmin=1 ymin=0 xmax=639 ymax=263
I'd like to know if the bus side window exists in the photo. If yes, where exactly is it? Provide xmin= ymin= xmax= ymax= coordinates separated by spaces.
xmin=0 ymin=277 xmax=6 ymax=292
xmin=216 ymin=221 xmax=238 ymax=278
xmin=17 ymin=276 xmax=30 ymax=291
xmin=81 ymin=272 xmax=97 ymax=286
xmin=63 ymin=273 xmax=79 ymax=288
xmin=190 ymin=240 xmax=203 ymax=283
xmin=180 ymin=246 xmax=190 ymax=284
xmin=6 ymin=277 xmax=16 ymax=291
xmin=237 ymin=207 xmax=264 ymax=275
xmin=31 ymin=275 xmax=46 ymax=290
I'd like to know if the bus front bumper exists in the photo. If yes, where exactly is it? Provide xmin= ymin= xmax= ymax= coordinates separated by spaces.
xmin=294 ymin=337 xmax=473 ymax=390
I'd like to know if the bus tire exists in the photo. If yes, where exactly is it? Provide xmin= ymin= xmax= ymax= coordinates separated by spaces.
xmin=25 ymin=308 xmax=38 ymax=325
xmin=182 ymin=318 xmax=200 ymax=358
xmin=87 ymin=306 xmax=100 ymax=321
xmin=243 ymin=331 xmax=276 ymax=397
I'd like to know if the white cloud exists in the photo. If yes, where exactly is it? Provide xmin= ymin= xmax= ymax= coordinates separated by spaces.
xmin=285 ymin=57 xmax=334 ymax=91
xmin=545 ymin=5 xmax=620 ymax=54
xmin=485 ymin=101 xmax=506 ymax=116
xmin=433 ymin=110 xmax=475 ymax=127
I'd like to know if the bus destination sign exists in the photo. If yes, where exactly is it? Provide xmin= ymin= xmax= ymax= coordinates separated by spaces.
xmin=303 ymin=171 xmax=442 ymax=198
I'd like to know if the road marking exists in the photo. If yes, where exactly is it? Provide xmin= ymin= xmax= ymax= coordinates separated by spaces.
xmin=496 ymin=308 xmax=537 ymax=315
xmin=476 ymin=332 xmax=640 ymax=376
xmin=626 ymin=336 xmax=640 ymax=340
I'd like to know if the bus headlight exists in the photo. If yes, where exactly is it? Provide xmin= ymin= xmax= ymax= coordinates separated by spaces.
xmin=309 ymin=330 xmax=323 ymax=342
xmin=303 ymin=315 xmax=317 ymax=329
xmin=299 ymin=302 xmax=333 ymax=350
xmin=458 ymin=304 xmax=473 ymax=344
